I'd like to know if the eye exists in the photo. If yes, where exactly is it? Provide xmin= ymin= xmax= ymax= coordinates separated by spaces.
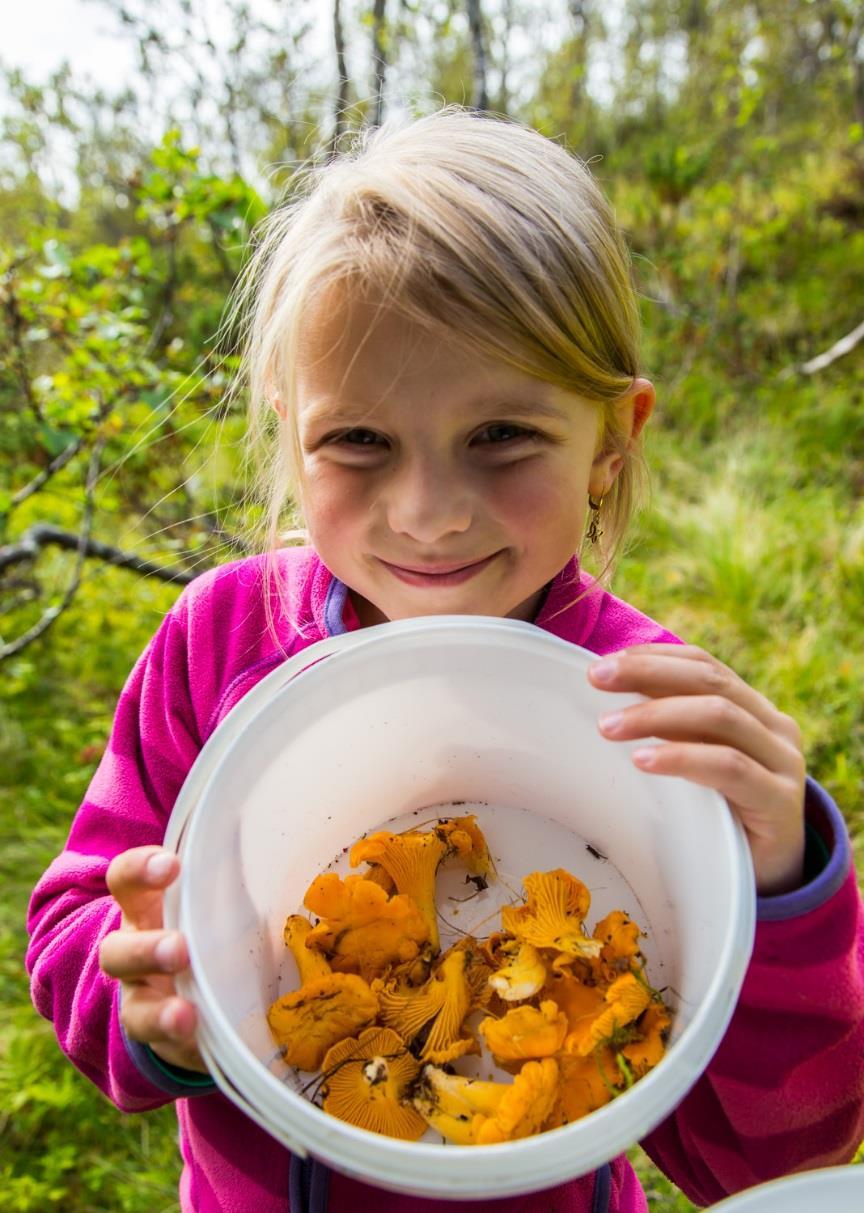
xmin=330 ymin=427 xmax=388 ymax=448
xmin=474 ymin=423 xmax=537 ymax=445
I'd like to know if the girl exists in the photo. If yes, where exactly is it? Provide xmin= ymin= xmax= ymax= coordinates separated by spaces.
xmin=27 ymin=109 xmax=864 ymax=1213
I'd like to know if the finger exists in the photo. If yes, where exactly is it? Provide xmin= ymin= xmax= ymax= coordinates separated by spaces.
xmin=120 ymin=985 xmax=199 ymax=1047
xmin=629 ymin=739 xmax=798 ymax=820
xmin=598 ymin=694 xmax=804 ymax=778
xmin=100 ymin=929 xmax=189 ymax=982
xmin=589 ymin=648 xmax=781 ymax=734
xmin=105 ymin=846 xmax=179 ymax=929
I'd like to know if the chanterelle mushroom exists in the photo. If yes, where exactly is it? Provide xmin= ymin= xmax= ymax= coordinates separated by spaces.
xmin=591 ymin=909 xmax=644 ymax=982
xmin=350 ymin=816 xmax=492 ymax=953
xmin=320 ymin=1026 xmax=427 ymax=1140
xmin=618 ymin=1002 xmax=671 ymax=1078
xmin=577 ymin=972 xmax=652 ymax=1056
xmin=546 ymin=1048 xmax=619 ymax=1128
xmin=478 ymin=998 xmax=568 ymax=1062
xmin=267 ymin=973 xmax=379 ymax=1071
xmin=501 ymin=869 xmax=602 ymax=960
xmin=282 ymin=915 xmax=332 ymax=984
xmin=540 ymin=971 xmax=605 ymax=1055
xmin=376 ymin=938 xmax=490 ymax=1063
xmin=434 ymin=815 xmax=493 ymax=878
xmin=485 ymin=934 xmax=547 ymax=1002
xmin=412 ymin=1058 xmax=559 ymax=1145
xmin=303 ymin=872 xmax=430 ymax=981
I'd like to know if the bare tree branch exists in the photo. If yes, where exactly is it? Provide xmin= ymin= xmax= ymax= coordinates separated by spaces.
xmin=1 ymin=438 xmax=104 ymax=660
xmin=779 ymin=318 xmax=864 ymax=379
xmin=11 ymin=398 xmax=114 ymax=507
xmin=0 ymin=524 xmax=196 ymax=584
xmin=11 ymin=436 xmax=86 ymax=507
xmin=466 ymin=0 xmax=489 ymax=111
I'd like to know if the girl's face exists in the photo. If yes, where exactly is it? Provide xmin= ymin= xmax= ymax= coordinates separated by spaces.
xmin=294 ymin=292 xmax=652 ymax=625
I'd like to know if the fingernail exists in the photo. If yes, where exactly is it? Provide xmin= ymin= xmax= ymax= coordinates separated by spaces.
xmin=155 ymin=935 xmax=180 ymax=971
xmin=599 ymin=712 xmax=623 ymax=735
xmin=147 ymin=852 xmax=174 ymax=883
xmin=632 ymin=747 xmax=656 ymax=768
xmin=591 ymin=659 xmax=618 ymax=684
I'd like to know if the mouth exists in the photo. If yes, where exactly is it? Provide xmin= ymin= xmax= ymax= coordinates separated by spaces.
xmin=377 ymin=552 xmax=500 ymax=587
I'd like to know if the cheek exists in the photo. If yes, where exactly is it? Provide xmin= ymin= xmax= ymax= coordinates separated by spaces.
xmin=488 ymin=463 xmax=587 ymax=538
xmin=299 ymin=464 xmax=370 ymax=537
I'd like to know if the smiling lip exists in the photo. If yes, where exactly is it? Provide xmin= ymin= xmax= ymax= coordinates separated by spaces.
xmin=378 ymin=553 xmax=500 ymax=587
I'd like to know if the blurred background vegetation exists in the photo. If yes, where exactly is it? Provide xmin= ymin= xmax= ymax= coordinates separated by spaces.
xmin=1 ymin=1 xmax=862 ymax=1208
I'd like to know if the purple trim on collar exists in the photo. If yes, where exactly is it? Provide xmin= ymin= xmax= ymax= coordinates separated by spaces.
xmin=591 ymin=1163 xmax=612 ymax=1213
xmin=323 ymin=576 xmax=349 ymax=636
xmin=756 ymin=777 xmax=851 ymax=922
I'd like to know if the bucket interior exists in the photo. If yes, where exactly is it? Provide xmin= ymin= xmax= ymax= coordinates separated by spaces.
xmin=179 ymin=621 xmax=752 ymax=1194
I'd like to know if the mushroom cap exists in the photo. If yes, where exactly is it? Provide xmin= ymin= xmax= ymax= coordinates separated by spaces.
xmin=486 ymin=937 xmax=547 ymax=1002
xmin=473 ymin=1058 xmax=560 ymax=1145
xmin=411 ymin=1063 xmax=508 ymax=1145
xmin=413 ymin=1059 xmax=559 ymax=1146
xmin=377 ymin=938 xmax=490 ymax=1063
xmin=501 ymin=869 xmax=602 ymax=959
xmin=479 ymin=999 xmax=568 ymax=1062
xmin=303 ymin=872 xmax=430 ymax=981
xmin=433 ymin=815 xmax=493 ymax=877
xmin=320 ymin=1026 xmax=427 ymax=1140
xmin=619 ymin=1001 xmax=671 ymax=1078
xmin=546 ymin=1047 xmax=619 ymax=1127
xmin=591 ymin=909 xmax=645 ymax=983
xmin=267 ymin=973 xmax=379 ymax=1072
xmin=540 ymin=972 xmax=606 ymax=1055
xmin=579 ymin=972 xmax=652 ymax=1055
xmin=350 ymin=829 xmax=448 ymax=953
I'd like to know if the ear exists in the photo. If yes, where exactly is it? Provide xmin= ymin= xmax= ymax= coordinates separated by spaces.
xmin=588 ymin=378 xmax=655 ymax=498
xmin=271 ymin=392 xmax=288 ymax=420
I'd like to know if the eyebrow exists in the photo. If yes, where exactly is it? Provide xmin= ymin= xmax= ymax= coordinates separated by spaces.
xmin=300 ymin=392 xmax=570 ymax=426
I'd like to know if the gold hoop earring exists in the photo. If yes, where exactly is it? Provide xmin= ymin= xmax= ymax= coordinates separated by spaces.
xmin=586 ymin=494 xmax=603 ymax=545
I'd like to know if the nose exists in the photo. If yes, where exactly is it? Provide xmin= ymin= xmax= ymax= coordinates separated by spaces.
xmin=384 ymin=453 xmax=473 ymax=543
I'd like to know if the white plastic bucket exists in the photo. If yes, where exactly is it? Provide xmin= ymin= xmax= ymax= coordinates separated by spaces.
xmin=164 ymin=616 xmax=755 ymax=1200
xmin=707 ymin=1166 xmax=864 ymax=1211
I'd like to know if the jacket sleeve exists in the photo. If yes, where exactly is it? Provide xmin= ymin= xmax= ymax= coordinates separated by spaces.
xmin=641 ymin=780 xmax=864 ymax=1205
xmin=25 ymin=595 xmax=211 ymax=1112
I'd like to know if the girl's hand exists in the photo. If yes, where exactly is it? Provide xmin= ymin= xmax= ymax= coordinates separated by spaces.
xmin=99 ymin=846 xmax=207 ymax=1074
xmin=588 ymin=644 xmax=807 ymax=896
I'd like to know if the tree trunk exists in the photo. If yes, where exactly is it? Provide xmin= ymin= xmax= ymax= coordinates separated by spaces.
xmin=496 ymin=0 xmax=513 ymax=113
xmin=466 ymin=0 xmax=489 ymax=111
xmin=567 ymin=0 xmax=590 ymax=117
xmin=331 ymin=0 xmax=352 ymax=149
xmin=370 ymin=0 xmax=388 ymax=128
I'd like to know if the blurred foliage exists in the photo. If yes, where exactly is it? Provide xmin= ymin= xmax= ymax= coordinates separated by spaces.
xmin=1 ymin=1 xmax=862 ymax=1209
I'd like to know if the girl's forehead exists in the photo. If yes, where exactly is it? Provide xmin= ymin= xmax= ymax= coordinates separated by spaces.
xmin=291 ymin=282 xmax=600 ymax=431
xmin=296 ymin=288 xmax=519 ymax=399
xmin=298 ymin=285 xmax=443 ymax=370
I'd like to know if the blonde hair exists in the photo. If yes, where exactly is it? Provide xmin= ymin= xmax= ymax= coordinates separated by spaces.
xmin=233 ymin=106 xmax=648 ymax=591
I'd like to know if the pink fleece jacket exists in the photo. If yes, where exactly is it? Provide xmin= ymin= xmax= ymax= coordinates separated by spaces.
xmin=26 ymin=548 xmax=864 ymax=1213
